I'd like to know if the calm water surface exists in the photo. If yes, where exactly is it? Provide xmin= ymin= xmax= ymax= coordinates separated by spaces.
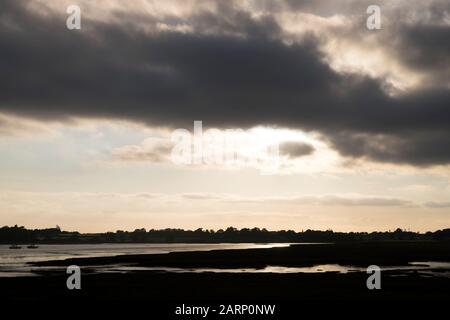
xmin=1 ymin=243 xmax=449 ymax=278
xmin=98 ymin=261 xmax=450 ymax=278
xmin=0 ymin=243 xmax=291 ymax=277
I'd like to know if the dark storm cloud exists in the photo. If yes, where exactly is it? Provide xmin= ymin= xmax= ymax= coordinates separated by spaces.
xmin=279 ymin=142 xmax=315 ymax=158
xmin=391 ymin=24 xmax=450 ymax=84
xmin=326 ymin=130 xmax=450 ymax=166
xmin=0 ymin=0 xmax=337 ymax=126
xmin=0 ymin=0 xmax=449 ymax=166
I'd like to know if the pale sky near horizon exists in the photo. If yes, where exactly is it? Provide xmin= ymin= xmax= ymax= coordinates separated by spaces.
xmin=0 ymin=0 xmax=449 ymax=232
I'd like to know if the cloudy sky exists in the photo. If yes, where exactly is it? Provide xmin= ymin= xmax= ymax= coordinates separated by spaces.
xmin=0 ymin=0 xmax=449 ymax=232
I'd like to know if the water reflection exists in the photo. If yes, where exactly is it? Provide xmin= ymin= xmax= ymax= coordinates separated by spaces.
xmin=98 ymin=261 xmax=450 ymax=278
xmin=0 ymin=243 xmax=293 ymax=277
xmin=1 ymin=244 xmax=449 ymax=278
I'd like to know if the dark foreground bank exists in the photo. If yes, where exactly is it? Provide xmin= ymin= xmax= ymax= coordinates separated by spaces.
xmin=1 ymin=242 xmax=449 ymax=313
xmin=34 ymin=240 xmax=450 ymax=268
xmin=2 ymin=269 xmax=449 ymax=301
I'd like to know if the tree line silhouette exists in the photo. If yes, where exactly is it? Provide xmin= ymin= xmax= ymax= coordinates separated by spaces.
xmin=1 ymin=225 xmax=449 ymax=244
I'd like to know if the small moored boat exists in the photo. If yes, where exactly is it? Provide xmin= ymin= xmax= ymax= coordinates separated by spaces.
xmin=9 ymin=244 xmax=22 ymax=249
xmin=27 ymin=244 xmax=39 ymax=249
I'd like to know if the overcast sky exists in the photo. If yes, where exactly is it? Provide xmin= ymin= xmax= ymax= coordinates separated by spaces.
xmin=0 ymin=0 xmax=449 ymax=232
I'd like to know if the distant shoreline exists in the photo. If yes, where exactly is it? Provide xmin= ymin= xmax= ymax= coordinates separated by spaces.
xmin=2 ymin=225 xmax=450 ymax=244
